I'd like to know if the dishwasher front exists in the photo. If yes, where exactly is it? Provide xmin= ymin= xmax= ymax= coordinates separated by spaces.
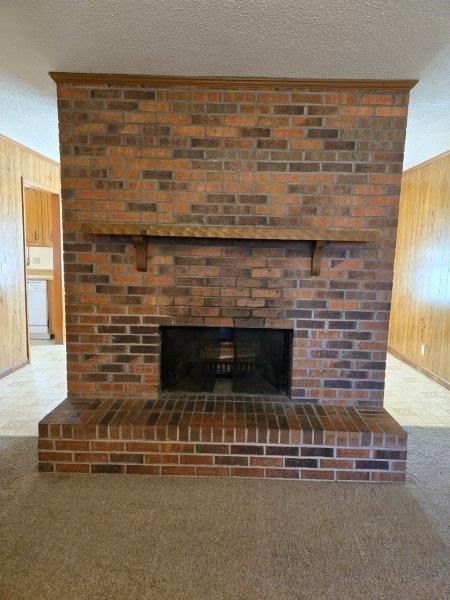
xmin=27 ymin=279 xmax=51 ymax=339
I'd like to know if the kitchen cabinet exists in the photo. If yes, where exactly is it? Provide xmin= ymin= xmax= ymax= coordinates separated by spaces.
xmin=24 ymin=189 xmax=42 ymax=246
xmin=41 ymin=192 xmax=53 ymax=246
xmin=24 ymin=189 xmax=53 ymax=247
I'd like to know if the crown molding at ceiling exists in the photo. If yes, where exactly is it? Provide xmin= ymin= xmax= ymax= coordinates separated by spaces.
xmin=49 ymin=72 xmax=418 ymax=90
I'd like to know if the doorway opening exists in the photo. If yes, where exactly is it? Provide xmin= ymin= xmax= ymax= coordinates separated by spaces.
xmin=22 ymin=180 xmax=64 ymax=349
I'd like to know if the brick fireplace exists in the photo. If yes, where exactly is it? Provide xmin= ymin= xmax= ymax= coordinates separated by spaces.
xmin=38 ymin=73 xmax=414 ymax=480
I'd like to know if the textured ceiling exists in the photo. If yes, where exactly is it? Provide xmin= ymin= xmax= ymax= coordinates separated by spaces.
xmin=0 ymin=0 xmax=449 ymax=161
xmin=3 ymin=0 xmax=450 ymax=78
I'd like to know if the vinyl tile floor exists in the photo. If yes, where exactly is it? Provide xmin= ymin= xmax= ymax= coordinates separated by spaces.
xmin=0 ymin=343 xmax=448 ymax=436
xmin=0 ymin=342 xmax=67 ymax=436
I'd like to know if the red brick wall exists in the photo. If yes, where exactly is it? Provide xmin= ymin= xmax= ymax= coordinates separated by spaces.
xmin=57 ymin=82 xmax=409 ymax=405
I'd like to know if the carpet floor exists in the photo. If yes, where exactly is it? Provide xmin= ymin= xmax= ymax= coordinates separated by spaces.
xmin=0 ymin=427 xmax=448 ymax=600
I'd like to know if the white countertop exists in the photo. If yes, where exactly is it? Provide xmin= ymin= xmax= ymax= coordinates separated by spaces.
xmin=26 ymin=269 xmax=54 ymax=281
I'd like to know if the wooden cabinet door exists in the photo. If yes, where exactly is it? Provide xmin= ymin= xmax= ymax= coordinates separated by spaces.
xmin=41 ymin=192 xmax=53 ymax=246
xmin=24 ymin=189 xmax=42 ymax=246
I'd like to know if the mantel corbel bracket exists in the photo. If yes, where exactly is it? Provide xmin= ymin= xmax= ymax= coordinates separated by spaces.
xmin=131 ymin=235 xmax=148 ymax=272
xmin=130 ymin=235 xmax=328 ymax=275
xmin=311 ymin=240 xmax=327 ymax=276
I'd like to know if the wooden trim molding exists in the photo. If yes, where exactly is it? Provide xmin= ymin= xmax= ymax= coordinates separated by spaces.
xmin=20 ymin=181 xmax=30 ymax=364
xmin=0 ymin=359 xmax=29 ymax=381
xmin=388 ymin=347 xmax=450 ymax=391
xmin=49 ymin=72 xmax=418 ymax=90
xmin=22 ymin=178 xmax=60 ymax=195
xmin=50 ymin=193 xmax=65 ymax=344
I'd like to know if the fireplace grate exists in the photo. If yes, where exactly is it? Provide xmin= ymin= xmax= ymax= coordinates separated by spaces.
xmin=160 ymin=327 xmax=292 ymax=396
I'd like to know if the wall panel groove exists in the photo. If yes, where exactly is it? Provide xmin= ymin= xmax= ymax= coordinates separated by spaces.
xmin=389 ymin=151 xmax=449 ymax=385
xmin=0 ymin=135 xmax=60 ymax=377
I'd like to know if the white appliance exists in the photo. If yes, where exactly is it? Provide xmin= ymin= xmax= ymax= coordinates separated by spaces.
xmin=27 ymin=279 xmax=51 ymax=339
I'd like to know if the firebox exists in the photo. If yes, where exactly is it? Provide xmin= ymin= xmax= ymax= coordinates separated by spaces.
xmin=160 ymin=327 xmax=292 ymax=395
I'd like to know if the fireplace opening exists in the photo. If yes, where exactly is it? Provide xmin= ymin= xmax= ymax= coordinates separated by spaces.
xmin=160 ymin=327 xmax=292 ymax=395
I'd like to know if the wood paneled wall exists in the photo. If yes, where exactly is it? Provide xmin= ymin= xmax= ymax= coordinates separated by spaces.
xmin=389 ymin=151 xmax=450 ymax=387
xmin=0 ymin=135 xmax=60 ymax=377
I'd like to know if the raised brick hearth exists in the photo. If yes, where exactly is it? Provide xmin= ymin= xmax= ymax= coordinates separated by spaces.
xmin=38 ymin=397 xmax=406 ymax=481
xmin=39 ymin=74 xmax=413 ymax=480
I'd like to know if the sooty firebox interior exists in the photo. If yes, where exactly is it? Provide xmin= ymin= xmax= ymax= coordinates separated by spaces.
xmin=160 ymin=327 xmax=292 ymax=395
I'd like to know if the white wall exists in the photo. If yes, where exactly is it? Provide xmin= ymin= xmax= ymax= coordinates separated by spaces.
xmin=0 ymin=76 xmax=59 ymax=162
xmin=403 ymin=44 xmax=450 ymax=170
xmin=0 ymin=12 xmax=59 ymax=161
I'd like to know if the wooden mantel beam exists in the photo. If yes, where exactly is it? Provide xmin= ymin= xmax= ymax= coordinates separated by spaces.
xmin=81 ymin=223 xmax=377 ymax=243
xmin=49 ymin=72 xmax=418 ymax=90
xmin=81 ymin=224 xmax=378 ymax=276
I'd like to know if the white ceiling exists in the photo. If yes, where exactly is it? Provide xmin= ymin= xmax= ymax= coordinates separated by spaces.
xmin=0 ymin=0 xmax=449 ymax=163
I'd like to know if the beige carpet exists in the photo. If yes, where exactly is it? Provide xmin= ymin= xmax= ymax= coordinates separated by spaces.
xmin=0 ymin=427 xmax=448 ymax=600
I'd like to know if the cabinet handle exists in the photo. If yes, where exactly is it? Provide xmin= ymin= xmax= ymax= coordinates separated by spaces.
xmin=34 ymin=230 xmax=38 ymax=241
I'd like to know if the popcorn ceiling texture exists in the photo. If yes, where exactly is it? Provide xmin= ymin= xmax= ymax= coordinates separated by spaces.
xmin=3 ymin=0 xmax=448 ymax=78
xmin=1 ymin=0 xmax=449 ymax=162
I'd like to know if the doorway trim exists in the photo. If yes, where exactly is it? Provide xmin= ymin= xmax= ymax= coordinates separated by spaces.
xmin=21 ymin=178 xmax=65 ymax=348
